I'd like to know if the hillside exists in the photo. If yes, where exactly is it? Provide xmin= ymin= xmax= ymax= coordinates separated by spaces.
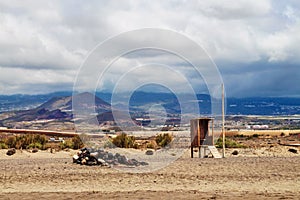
xmin=0 ymin=92 xmax=112 ymax=129
xmin=38 ymin=92 xmax=111 ymax=113
xmin=1 ymin=92 xmax=300 ymax=116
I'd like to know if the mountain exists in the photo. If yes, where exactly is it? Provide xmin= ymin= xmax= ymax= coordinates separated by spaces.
xmin=0 ymin=92 xmax=112 ymax=128
xmin=0 ymin=91 xmax=72 ymax=112
xmin=102 ymin=92 xmax=211 ymax=115
xmin=1 ymin=91 xmax=300 ymax=128
xmin=226 ymin=97 xmax=300 ymax=115
xmin=38 ymin=92 xmax=111 ymax=113
xmin=2 ymin=108 xmax=72 ymax=123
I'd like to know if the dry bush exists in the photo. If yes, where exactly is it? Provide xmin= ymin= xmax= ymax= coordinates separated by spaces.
xmin=4 ymin=134 xmax=47 ymax=150
xmin=112 ymin=133 xmax=136 ymax=148
xmin=71 ymin=135 xmax=84 ymax=149
xmin=155 ymin=133 xmax=173 ymax=147
xmin=0 ymin=142 xmax=8 ymax=149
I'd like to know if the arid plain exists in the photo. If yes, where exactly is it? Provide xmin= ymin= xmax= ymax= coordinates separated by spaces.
xmin=0 ymin=141 xmax=299 ymax=200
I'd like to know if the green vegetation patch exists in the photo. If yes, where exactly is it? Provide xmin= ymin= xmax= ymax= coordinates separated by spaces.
xmin=215 ymin=137 xmax=246 ymax=148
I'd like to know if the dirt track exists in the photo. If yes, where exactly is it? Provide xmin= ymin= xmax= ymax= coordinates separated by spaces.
xmin=0 ymin=149 xmax=299 ymax=199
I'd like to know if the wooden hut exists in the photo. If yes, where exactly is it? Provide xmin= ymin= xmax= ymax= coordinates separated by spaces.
xmin=190 ymin=118 xmax=221 ymax=158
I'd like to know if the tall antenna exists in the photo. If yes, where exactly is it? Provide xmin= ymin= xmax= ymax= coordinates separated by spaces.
xmin=222 ymin=83 xmax=225 ymax=158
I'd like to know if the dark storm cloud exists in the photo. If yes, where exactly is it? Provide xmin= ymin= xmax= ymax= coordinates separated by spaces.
xmin=220 ymin=61 xmax=300 ymax=97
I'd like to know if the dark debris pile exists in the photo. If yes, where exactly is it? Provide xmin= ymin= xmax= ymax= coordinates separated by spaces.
xmin=73 ymin=148 xmax=148 ymax=167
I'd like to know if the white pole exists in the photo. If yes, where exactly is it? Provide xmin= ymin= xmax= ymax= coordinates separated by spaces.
xmin=222 ymin=84 xmax=225 ymax=158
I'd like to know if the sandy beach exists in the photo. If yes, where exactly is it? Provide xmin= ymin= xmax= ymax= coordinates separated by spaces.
xmin=0 ymin=146 xmax=299 ymax=200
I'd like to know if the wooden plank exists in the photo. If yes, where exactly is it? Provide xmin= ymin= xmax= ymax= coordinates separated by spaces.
xmin=208 ymin=146 xmax=222 ymax=158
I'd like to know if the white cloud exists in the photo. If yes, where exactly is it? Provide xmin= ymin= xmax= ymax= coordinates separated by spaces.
xmin=0 ymin=0 xmax=299 ymax=96
xmin=0 ymin=66 xmax=75 ymax=94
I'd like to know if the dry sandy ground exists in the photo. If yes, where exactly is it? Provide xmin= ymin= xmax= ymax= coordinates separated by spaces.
xmin=0 ymin=148 xmax=299 ymax=200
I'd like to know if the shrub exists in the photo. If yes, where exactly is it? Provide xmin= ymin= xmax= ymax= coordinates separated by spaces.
xmin=0 ymin=142 xmax=8 ymax=149
xmin=215 ymin=138 xmax=245 ymax=148
xmin=62 ymin=140 xmax=74 ymax=149
xmin=133 ymin=143 xmax=139 ymax=149
xmin=112 ymin=133 xmax=136 ymax=148
xmin=72 ymin=135 xmax=84 ymax=149
xmin=146 ymin=143 xmax=155 ymax=149
xmin=5 ymin=136 xmax=16 ymax=148
xmin=34 ymin=134 xmax=47 ymax=146
xmin=27 ymin=142 xmax=43 ymax=149
xmin=3 ymin=134 xmax=84 ymax=150
xmin=60 ymin=140 xmax=74 ymax=149
xmin=234 ymin=134 xmax=244 ymax=138
xmin=4 ymin=134 xmax=48 ymax=149
xmin=155 ymin=133 xmax=173 ymax=147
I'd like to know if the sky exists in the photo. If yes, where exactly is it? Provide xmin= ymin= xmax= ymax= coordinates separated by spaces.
xmin=0 ymin=0 xmax=299 ymax=97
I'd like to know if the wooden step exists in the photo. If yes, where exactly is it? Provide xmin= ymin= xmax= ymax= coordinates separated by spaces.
xmin=207 ymin=146 xmax=222 ymax=158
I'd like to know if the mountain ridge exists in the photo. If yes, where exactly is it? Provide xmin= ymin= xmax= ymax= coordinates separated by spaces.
xmin=1 ymin=91 xmax=300 ymax=116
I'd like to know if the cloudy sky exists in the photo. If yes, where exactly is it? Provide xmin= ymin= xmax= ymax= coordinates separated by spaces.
xmin=0 ymin=0 xmax=299 ymax=97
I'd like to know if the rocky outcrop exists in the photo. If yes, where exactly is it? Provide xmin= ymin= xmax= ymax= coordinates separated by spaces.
xmin=73 ymin=148 xmax=148 ymax=167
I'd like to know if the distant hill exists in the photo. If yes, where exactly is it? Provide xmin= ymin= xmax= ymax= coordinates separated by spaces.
xmin=38 ymin=92 xmax=111 ymax=113
xmin=2 ymin=108 xmax=72 ymax=123
xmin=0 ymin=92 xmax=112 ymax=128
xmin=0 ymin=91 xmax=300 ymax=119
xmin=0 ymin=91 xmax=72 ymax=112
xmin=226 ymin=97 xmax=300 ymax=115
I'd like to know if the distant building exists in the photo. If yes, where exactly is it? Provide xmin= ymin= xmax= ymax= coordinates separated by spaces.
xmin=252 ymin=125 xmax=269 ymax=130
xmin=245 ymin=125 xmax=251 ymax=129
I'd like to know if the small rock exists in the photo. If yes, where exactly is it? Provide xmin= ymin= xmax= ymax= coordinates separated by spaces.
xmin=97 ymin=158 xmax=106 ymax=165
xmin=140 ymin=161 xmax=149 ymax=166
xmin=86 ymin=157 xmax=98 ymax=166
xmin=32 ymin=148 xmax=39 ymax=153
xmin=103 ymin=154 xmax=109 ymax=160
xmin=90 ymin=152 xmax=98 ymax=158
xmin=6 ymin=148 xmax=16 ymax=156
xmin=131 ymin=159 xmax=139 ymax=166
xmin=118 ymin=155 xmax=128 ymax=165
xmin=127 ymin=159 xmax=134 ymax=166
xmin=108 ymin=152 xmax=114 ymax=159
xmin=81 ymin=158 xmax=87 ymax=165
xmin=106 ymin=159 xmax=114 ymax=164
xmin=232 ymin=150 xmax=239 ymax=155
xmin=98 ymin=152 xmax=105 ymax=158
xmin=112 ymin=160 xmax=119 ymax=165
xmin=73 ymin=155 xmax=79 ymax=163
xmin=145 ymin=149 xmax=154 ymax=155
xmin=288 ymin=148 xmax=298 ymax=154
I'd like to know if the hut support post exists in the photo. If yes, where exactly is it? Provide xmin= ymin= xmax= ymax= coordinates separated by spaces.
xmin=199 ymin=146 xmax=201 ymax=158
